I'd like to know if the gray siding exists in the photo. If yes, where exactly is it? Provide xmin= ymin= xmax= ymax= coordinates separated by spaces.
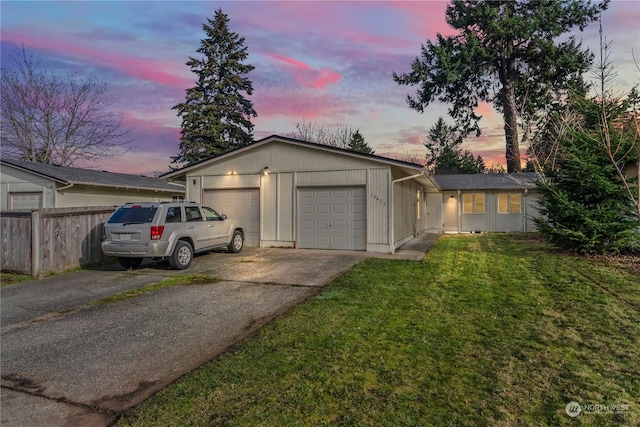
xmin=277 ymin=173 xmax=294 ymax=241
xmin=367 ymin=169 xmax=389 ymax=245
xmin=440 ymin=191 xmax=540 ymax=233
xmin=174 ymin=139 xmax=435 ymax=253
xmin=55 ymin=186 xmax=180 ymax=208
xmin=393 ymin=179 xmax=421 ymax=245
xmin=261 ymin=175 xmax=277 ymax=241
xmin=1 ymin=165 xmax=55 ymax=209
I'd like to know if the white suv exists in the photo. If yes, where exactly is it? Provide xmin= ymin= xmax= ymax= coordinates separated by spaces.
xmin=101 ymin=201 xmax=244 ymax=270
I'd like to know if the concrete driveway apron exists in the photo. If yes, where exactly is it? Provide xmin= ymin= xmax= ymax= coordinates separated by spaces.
xmin=1 ymin=247 xmax=366 ymax=427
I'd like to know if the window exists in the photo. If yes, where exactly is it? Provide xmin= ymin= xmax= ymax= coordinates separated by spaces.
xmin=108 ymin=207 xmax=157 ymax=224
xmin=185 ymin=206 xmax=203 ymax=222
xmin=498 ymin=193 xmax=522 ymax=214
xmin=202 ymin=206 xmax=223 ymax=221
xmin=463 ymin=193 xmax=485 ymax=214
xmin=165 ymin=206 xmax=182 ymax=223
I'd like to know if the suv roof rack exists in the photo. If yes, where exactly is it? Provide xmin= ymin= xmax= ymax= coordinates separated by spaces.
xmin=123 ymin=201 xmax=198 ymax=204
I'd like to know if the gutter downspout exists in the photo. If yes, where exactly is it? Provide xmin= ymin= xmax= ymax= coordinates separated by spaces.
xmin=457 ymin=190 xmax=461 ymax=233
xmin=523 ymin=188 xmax=528 ymax=232
xmin=389 ymin=170 xmax=429 ymax=254
xmin=57 ymin=182 xmax=74 ymax=192
xmin=55 ymin=182 xmax=74 ymax=207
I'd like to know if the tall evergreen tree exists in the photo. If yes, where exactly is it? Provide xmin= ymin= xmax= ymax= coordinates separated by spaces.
xmin=172 ymin=8 xmax=256 ymax=166
xmin=394 ymin=0 xmax=608 ymax=172
xmin=348 ymin=130 xmax=374 ymax=154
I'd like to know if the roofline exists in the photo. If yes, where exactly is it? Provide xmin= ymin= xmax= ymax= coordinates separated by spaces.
xmin=1 ymin=159 xmax=185 ymax=193
xmin=161 ymin=134 xmax=428 ymax=178
xmin=55 ymin=180 xmax=185 ymax=193
xmin=1 ymin=159 xmax=69 ymax=185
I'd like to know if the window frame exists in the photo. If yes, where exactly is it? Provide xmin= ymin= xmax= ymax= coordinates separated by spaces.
xmin=462 ymin=192 xmax=485 ymax=214
xmin=497 ymin=192 xmax=522 ymax=214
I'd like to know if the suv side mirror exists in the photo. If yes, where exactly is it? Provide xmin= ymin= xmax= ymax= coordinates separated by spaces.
xmin=220 ymin=214 xmax=227 ymax=220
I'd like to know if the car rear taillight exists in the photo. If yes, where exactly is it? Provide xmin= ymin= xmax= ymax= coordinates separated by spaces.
xmin=151 ymin=226 xmax=164 ymax=240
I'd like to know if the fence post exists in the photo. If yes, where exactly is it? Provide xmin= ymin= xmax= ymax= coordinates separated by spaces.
xmin=31 ymin=210 xmax=40 ymax=277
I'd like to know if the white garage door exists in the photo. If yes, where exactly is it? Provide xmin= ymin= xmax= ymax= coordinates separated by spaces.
xmin=10 ymin=192 xmax=42 ymax=210
xmin=203 ymin=189 xmax=260 ymax=246
xmin=298 ymin=186 xmax=366 ymax=250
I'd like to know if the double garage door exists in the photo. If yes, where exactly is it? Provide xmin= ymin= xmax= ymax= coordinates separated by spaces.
xmin=298 ymin=187 xmax=366 ymax=250
xmin=203 ymin=186 xmax=366 ymax=251
xmin=203 ymin=189 xmax=260 ymax=247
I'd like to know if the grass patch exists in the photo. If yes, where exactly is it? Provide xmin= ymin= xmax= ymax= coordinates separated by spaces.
xmin=88 ymin=274 xmax=218 ymax=307
xmin=116 ymin=234 xmax=639 ymax=426
xmin=0 ymin=272 xmax=33 ymax=287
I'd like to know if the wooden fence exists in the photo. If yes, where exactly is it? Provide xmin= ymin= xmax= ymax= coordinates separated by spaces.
xmin=1 ymin=206 xmax=116 ymax=277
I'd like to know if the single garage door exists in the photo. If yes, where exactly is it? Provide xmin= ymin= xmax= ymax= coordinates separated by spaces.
xmin=203 ymin=189 xmax=260 ymax=246
xmin=298 ymin=186 xmax=366 ymax=250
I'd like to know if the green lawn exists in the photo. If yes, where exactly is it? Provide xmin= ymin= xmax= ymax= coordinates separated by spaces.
xmin=116 ymin=234 xmax=639 ymax=426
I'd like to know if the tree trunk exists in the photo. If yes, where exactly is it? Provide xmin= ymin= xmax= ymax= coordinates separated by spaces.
xmin=502 ymin=81 xmax=522 ymax=173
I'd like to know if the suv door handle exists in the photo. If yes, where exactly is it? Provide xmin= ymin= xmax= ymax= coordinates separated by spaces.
xmin=187 ymin=226 xmax=194 ymax=229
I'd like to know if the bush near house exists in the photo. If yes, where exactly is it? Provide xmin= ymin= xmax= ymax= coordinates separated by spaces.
xmin=117 ymin=234 xmax=639 ymax=426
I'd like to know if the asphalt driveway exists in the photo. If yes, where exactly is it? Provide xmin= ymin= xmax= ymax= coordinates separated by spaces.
xmin=1 ymin=234 xmax=438 ymax=426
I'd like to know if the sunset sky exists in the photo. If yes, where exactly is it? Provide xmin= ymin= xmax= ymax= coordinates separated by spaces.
xmin=2 ymin=1 xmax=638 ymax=175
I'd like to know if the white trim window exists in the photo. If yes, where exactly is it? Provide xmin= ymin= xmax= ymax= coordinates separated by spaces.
xmin=498 ymin=192 xmax=522 ymax=214
xmin=462 ymin=193 xmax=485 ymax=214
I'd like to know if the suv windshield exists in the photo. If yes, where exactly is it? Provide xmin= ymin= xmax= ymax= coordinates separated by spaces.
xmin=108 ymin=207 xmax=157 ymax=224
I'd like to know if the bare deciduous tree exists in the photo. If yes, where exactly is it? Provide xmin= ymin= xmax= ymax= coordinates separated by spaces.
xmin=1 ymin=46 xmax=132 ymax=166
xmin=288 ymin=118 xmax=355 ymax=149
xmin=589 ymin=28 xmax=640 ymax=221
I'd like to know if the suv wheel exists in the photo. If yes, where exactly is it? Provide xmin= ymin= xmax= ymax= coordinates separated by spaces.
xmin=169 ymin=241 xmax=193 ymax=269
xmin=118 ymin=257 xmax=143 ymax=269
xmin=228 ymin=230 xmax=244 ymax=253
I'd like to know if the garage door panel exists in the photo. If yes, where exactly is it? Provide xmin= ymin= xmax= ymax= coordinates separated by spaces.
xmin=353 ymin=220 xmax=365 ymax=230
xmin=333 ymin=221 xmax=348 ymax=230
xmin=298 ymin=187 xmax=366 ymax=251
xmin=352 ymin=204 xmax=365 ymax=214
xmin=317 ymin=205 xmax=331 ymax=214
xmin=333 ymin=205 xmax=348 ymax=214
xmin=203 ymin=189 xmax=259 ymax=246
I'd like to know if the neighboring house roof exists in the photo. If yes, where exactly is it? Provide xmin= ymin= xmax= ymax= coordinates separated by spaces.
xmin=1 ymin=158 xmax=184 ymax=193
xmin=162 ymin=134 xmax=429 ymax=179
xmin=432 ymin=172 xmax=540 ymax=191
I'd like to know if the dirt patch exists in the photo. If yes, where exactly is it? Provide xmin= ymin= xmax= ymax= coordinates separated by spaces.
xmin=590 ymin=254 xmax=640 ymax=274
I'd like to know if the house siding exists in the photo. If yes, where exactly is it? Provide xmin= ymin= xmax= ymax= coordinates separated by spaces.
xmin=367 ymin=168 xmax=389 ymax=246
xmin=438 ymin=190 xmax=539 ymax=233
xmin=174 ymin=138 xmax=433 ymax=253
xmin=1 ymin=165 xmax=56 ymax=209
xmin=55 ymin=186 xmax=179 ymax=208
xmin=1 ymin=162 xmax=183 ymax=210
xmin=393 ymin=179 xmax=421 ymax=246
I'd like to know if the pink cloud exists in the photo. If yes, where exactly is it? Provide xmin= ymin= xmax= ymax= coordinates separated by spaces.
xmin=476 ymin=101 xmax=495 ymax=117
xmin=1 ymin=29 xmax=191 ymax=89
xmin=388 ymin=1 xmax=456 ymax=40
xmin=252 ymin=87 xmax=357 ymax=122
xmin=267 ymin=53 xmax=341 ymax=89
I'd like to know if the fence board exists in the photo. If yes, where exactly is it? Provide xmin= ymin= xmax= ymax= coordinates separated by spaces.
xmin=1 ymin=207 xmax=114 ymax=276
xmin=1 ymin=212 xmax=32 ymax=274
